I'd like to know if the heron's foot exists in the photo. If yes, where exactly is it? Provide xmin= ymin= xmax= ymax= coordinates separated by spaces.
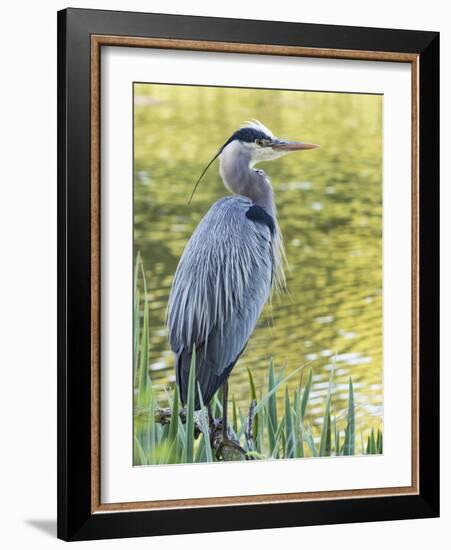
xmin=208 ymin=418 xmax=251 ymax=460
xmin=215 ymin=434 xmax=248 ymax=461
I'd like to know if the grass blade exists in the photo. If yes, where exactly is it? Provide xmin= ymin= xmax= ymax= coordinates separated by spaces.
xmin=343 ymin=377 xmax=355 ymax=456
xmin=133 ymin=288 xmax=140 ymax=389
xmin=257 ymin=399 xmax=265 ymax=454
xmin=271 ymin=417 xmax=286 ymax=459
xmin=232 ymin=395 xmax=238 ymax=433
xmin=368 ymin=427 xmax=377 ymax=455
xmin=294 ymin=415 xmax=304 ymax=458
xmin=294 ymin=386 xmax=301 ymax=419
xmin=377 ymin=428 xmax=383 ymax=454
xmin=284 ymin=386 xmax=295 ymax=458
xmin=319 ymin=370 xmax=333 ymax=456
xmin=134 ymin=434 xmax=146 ymax=466
xmin=194 ymin=436 xmax=206 ymax=463
xmin=293 ymin=387 xmax=303 ymax=458
xmin=301 ymin=425 xmax=318 ymax=457
xmin=133 ymin=253 xmax=141 ymax=388
xmin=167 ymin=387 xmax=180 ymax=463
xmin=247 ymin=367 xmax=257 ymax=400
xmin=247 ymin=368 xmax=258 ymax=439
xmin=181 ymin=348 xmax=196 ymax=464
xmin=267 ymin=360 xmax=278 ymax=454
xmin=137 ymin=294 xmax=150 ymax=408
xmin=146 ymin=384 xmax=156 ymax=464
xmin=335 ymin=429 xmax=341 ymax=456
xmin=300 ymin=369 xmax=313 ymax=421
xmin=320 ymin=412 xmax=331 ymax=456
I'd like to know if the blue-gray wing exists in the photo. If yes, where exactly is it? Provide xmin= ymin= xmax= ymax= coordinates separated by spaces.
xmin=167 ymin=196 xmax=273 ymax=405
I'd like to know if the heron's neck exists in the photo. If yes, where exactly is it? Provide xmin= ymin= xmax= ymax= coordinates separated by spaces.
xmin=219 ymin=142 xmax=276 ymax=217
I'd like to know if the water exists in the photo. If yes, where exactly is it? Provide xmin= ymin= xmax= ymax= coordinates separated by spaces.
xmin=134 ymin=83 xmax=383 ymax=442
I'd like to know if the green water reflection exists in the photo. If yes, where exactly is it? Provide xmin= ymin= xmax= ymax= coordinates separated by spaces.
xmin=134 ymin=83 xmax=383 ymax=443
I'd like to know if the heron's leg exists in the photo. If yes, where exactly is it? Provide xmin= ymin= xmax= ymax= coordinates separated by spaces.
xmin=210 ymin=380 xmax=249 ymax=460
xmin=222 ymin=381 xmax=229 ymax=439
xmin=207 ymin=403 xmax=214 ymax=427
xmin=215 ymin=380 xmax=247 ymax=460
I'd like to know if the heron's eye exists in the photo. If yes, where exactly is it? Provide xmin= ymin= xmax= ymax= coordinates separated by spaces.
xmin=255 ymin=139 xmax=267 ymax=147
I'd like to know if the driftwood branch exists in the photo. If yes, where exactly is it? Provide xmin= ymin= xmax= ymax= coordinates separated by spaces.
xmin=152 ymin=407 xmax=204 ymax=436
xmin=135 ymin=401 xmax=258 ymax=461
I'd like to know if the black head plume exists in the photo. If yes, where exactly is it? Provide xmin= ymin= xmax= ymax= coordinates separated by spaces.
xmin=187 ymin=146 xmax=224 ymax=205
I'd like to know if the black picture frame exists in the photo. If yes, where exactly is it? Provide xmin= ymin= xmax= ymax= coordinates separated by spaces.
xmin=57 ymin=7 xmax=439 ymax=541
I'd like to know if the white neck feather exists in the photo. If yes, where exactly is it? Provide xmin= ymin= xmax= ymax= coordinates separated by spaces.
xmin=219 ymin=141 xmax=276 ymax=217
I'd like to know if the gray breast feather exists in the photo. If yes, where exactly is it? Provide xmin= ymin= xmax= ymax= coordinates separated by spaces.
xmin=167 ymin=195 xmax=273 ymax=381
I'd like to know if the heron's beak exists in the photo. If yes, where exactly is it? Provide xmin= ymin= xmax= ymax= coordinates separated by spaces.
xmin=271 ymin=140 xmax=319 ymax=151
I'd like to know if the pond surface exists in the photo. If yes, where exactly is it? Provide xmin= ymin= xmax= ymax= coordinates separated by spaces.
xmin=134 ymin=83 xmax=383 ymax=445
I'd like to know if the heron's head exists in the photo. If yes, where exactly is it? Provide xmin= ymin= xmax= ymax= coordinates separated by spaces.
xmin=221 ymin=120 xmax=319 ymax=167
xmin=188 ymin=120 xmax=318 ymax=203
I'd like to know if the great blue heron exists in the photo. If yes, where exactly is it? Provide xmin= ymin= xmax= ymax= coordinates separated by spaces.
xmin=168 ymin=120 xmax=318 ymax=452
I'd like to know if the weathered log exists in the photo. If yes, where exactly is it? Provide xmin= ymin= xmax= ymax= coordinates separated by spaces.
xmin=153 ymin=407 xmax=204 ymax=436
xmin=135 ymin=402 xmax=257 ymax=461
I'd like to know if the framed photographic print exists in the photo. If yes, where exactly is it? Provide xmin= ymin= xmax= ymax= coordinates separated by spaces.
xmin=57 ymin=8 xmax=439 ymax=541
